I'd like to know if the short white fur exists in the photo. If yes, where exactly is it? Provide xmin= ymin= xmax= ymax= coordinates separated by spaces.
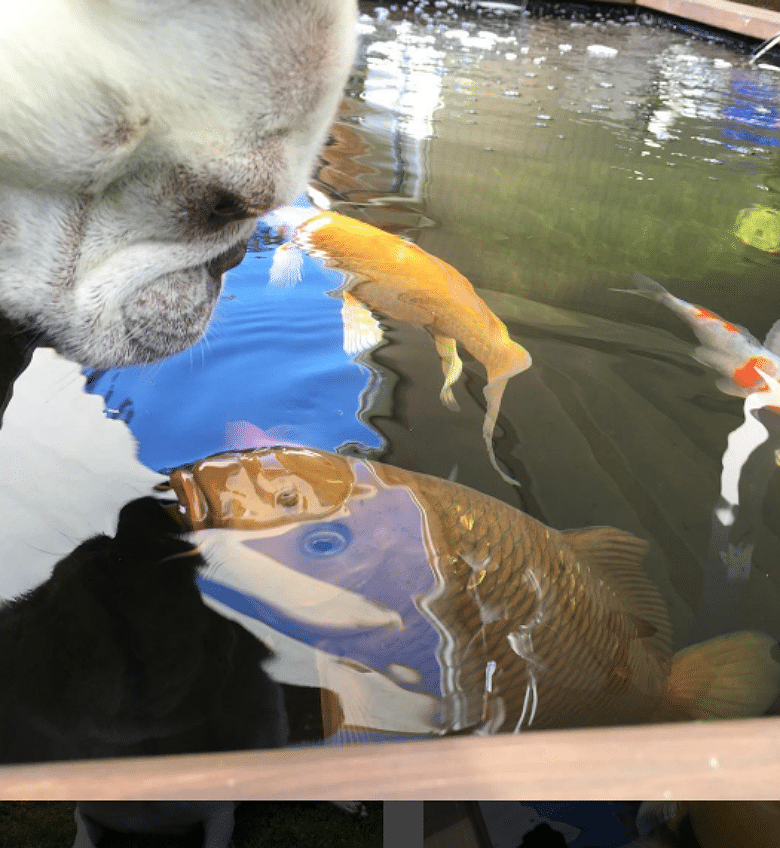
xmin=0 ymin=0 xmax=357 ymax=366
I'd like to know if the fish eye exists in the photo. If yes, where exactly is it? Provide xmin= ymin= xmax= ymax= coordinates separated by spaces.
xmin=299 ymin=523 xmax=351 ymax=557
xmin=276 ymin=488 xmax=299 ymax=508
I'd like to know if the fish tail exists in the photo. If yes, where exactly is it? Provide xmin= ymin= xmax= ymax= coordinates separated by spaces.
xmin=482 ymin=341 xmax=532 ymax=488
xmin=482 ymin=377 xmax=520 ymax=487
xmin=655 ymin=631 xmax=780 ymax=721
xmin=485 ymin=339 xmax=533 ymax=388
xmin=612 ymin=274 xmax=670 ymax=301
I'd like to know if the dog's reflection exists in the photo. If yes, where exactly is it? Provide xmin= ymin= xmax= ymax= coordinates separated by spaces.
xmin=0 ymin=497 xmax=321 ymax=763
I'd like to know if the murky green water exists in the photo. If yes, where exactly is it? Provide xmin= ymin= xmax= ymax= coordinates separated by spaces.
xmin=315 ymin=3 xmax=780 ymax=655
xmin=77 ymin=2 xmax=780 ymax=743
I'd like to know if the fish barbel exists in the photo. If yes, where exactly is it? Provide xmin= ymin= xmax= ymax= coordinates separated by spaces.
xmin=270 ymin=208 xmax=532 ymax=486
xmin=167 ymin=447 xmax=780 ymax=735
xmin=618 ymin=274 xmax=780 ymax=401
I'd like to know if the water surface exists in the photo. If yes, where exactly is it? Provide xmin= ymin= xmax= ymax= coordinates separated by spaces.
xmin=85 ymin=2 xmax=780 ymax=740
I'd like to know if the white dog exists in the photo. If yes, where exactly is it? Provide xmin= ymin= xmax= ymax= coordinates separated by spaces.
xmin=0 ymin=0 xmax=356 ymax=369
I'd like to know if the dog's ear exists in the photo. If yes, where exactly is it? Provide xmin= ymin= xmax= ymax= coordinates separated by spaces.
xmin=110 ymin=497 xmax=194 ymax=563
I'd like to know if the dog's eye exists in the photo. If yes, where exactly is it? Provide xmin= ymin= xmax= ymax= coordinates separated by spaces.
xmin=276 ymin=488 xmax=299 ymax=508
xmin=208 ymin=190 xmax=259 ymax=224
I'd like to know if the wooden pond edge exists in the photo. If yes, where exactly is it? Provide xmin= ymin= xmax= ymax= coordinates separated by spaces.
xmin=0 ymin=716 xmax=777 ymax=800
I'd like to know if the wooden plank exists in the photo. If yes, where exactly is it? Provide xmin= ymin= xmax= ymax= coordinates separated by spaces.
xmin=0 ymin=717 xmax=777 ymax=800
xmin=638 ymin=0 xmax=780 ymax=41
xmin=527 ymin=0 xmax=780 ymax=41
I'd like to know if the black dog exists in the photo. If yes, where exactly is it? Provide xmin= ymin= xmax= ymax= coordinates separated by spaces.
xmin=0 ymin=497 xmax=288 ymax=763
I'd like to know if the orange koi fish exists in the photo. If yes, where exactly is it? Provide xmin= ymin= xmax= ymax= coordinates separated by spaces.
xmin=619 ymin=275 xmax=780 ymax=401
xmin=270 ymin=208 xmax=532 ymax=486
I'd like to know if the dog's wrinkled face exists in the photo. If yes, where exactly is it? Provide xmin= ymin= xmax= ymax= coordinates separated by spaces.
xmin=0 ymin=0 xmax=356 ymax=366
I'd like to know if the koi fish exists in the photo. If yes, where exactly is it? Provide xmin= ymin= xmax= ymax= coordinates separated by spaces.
xmin=269 ymin=207 xmax=532 ymax=486
xmin=636 ymin=801 xmax=780 ymax=848
xmin=618 ymin=275 xmax=780 ymax=401
xmin=165 ymin=447 xmax=780 ymax=736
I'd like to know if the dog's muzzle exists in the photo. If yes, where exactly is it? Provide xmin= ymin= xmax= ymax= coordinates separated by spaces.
xmin=206 ymin=240 xmax=249 ymax=278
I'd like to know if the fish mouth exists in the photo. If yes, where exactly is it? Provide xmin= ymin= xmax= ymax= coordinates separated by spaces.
xmin=205 ymin=239 xmax=248 ymax=278
xmin=166 ymin=468 xmax=210 ymax=530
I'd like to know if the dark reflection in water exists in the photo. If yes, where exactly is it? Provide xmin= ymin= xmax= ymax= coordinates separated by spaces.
xmin=3 ymin=2 xmax=780 ymax=765
xmin=0 ymin=497 xmax=335 ymax=764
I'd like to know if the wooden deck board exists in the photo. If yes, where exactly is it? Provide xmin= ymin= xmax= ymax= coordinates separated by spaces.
xmin=637 ymin=0 xmax=780 ymax=41
xmin=0 ymin=717 xmax=777 ymax=800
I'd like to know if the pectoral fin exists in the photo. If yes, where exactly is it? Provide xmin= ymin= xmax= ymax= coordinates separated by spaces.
xmin=433 ymin=333 xmax=462 ymax=411
xmin=763 ymin=318 xmax=780 ymax=356
xmin=268 ymin=243 xmax=304 ymax=287
xmin=341 ymin=290 xmax=384 ymax=355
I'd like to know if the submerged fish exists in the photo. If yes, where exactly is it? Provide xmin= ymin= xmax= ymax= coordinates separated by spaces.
xmin=166 ymin=447 xmax=780 ymax=736
xmin=637 ymin=801 xmax=780 ymax=848
xmin=618 ymin=274 xmax=780 ymax=401
xmin=269 ymin=207 xmax=532 ymax=486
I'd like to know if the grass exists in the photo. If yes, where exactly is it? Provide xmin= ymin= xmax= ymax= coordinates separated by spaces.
xmin=0 ymin=801 xmax=383 ymax=848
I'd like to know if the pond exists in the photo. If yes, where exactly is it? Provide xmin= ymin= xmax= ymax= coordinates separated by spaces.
xmin=21 ymin=2 xmax=780 ymax=747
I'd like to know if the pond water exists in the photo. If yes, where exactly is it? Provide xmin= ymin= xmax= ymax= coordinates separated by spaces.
xmin=82 ymin=2 xmax=780 ymax=743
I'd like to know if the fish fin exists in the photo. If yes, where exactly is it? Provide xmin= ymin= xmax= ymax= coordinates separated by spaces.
xmin=692 ymin=346 xmax=755 ymax=396
xmin=692 ymin=344 xmax=737 ymax=372
xmin=485 ymin=339 xmax=533 ymax=388
xmin=481 ymin=341 xmax=532 ymax=488
xmin=341 ymin=290 xmax=384 ymax=355
xmin=562 ymin=527 xmax=670 ymax=638
xmin=268 ymin=242 xmax=304 ymax=287
xmin=714 ymin=376 xmax=752 ymax=398
xmin=432 ymin=333 xmax=462 ymax=411
xmin=312 ymin=653 xmax=441 ymax=743
xmin=656 ymin=631 xmax=780 ymax=721
xmin=763 ymin=318 xmax=780 ymax=356
xmin=611 ymin=274 xmax=670 ymax=301
xmin=636 ymin=802 xmax=685 ymax=838
xmin=563 ymin=527 xmax=649 ymax=575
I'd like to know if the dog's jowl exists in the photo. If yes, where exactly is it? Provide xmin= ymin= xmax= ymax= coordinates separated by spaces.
xmin=0 ymin=0 xmax=357 ymax=369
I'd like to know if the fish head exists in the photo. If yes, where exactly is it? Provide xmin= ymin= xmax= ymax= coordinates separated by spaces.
xmin=295 ymin=211 xmax=389 ymax=272
xmin=168 ymin=447 xmax=357 ymax=530
xmin=167 ymin=448 xmax=449 ymax=737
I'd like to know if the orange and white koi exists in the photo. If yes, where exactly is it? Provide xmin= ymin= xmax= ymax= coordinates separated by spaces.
xmin=269 ymin=206 xmax=532 ymax=486
xmin=619 ymin=275 xmax=780 ymax=402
